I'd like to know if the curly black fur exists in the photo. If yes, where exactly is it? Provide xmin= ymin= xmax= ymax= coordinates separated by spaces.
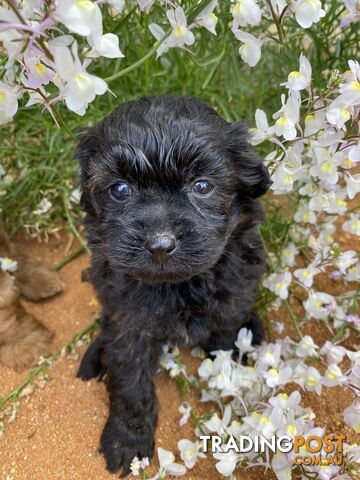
xmin=76 ymin=95 xmax=271 ymax=476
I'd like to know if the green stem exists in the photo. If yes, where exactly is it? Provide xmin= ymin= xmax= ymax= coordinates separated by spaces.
xmin=61 ymin=193 xmax=90 ymax=253
xmin=264 ymin=0 xmax=284 ymax=44
xmin=0 ymin=320 xmax=98 ymax=411
xmin=52 ymin=245 xmax=85 ymax=271
xmin=284 ymin=299 xmax=303 ymax=340
xmin=105 ymin=0 xmax=215 ymax=83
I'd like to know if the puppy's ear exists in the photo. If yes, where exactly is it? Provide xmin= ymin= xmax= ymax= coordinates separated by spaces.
xmin=227 ymin=121 xmax=272 ymax=198
xmin=75 ymin=130 xmax=101 ymax=212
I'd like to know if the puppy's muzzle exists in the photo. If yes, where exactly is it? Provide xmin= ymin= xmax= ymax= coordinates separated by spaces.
xmin=144 ymin=234 xmax=177 ymax=262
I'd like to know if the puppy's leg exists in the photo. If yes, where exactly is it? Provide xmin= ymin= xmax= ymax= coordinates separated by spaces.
xmin=242 ymin=312 xmax=265 ymax=346
xmin=100 ymin=330 xmax=162 ymax=476
xmin=14 ymin=261 xmax=65 ymax=301
xmin=77 ymin=334 xmax=105 ymax=380
xmin=0 ymin=270 xmax=53 ymax=370
xmin=199 ymin=312 xmax=264 ymax=355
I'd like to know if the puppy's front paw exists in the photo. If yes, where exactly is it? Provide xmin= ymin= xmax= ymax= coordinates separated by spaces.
xmin=100 ymin=414 xmax=154 ymax=476
xmin=15 ymin=263 xmax=65 ymax=301
xmin=77 ymin=337 xmax=105 ymax=380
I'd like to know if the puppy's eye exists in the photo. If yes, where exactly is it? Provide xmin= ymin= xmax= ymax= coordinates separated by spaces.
xmin=110 ymin=182 xmax=131 ymax=201
xmin=192 ymin=180 xmax=214 ymax=196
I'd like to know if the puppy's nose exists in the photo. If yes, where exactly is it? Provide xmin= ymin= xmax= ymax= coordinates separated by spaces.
xmin=144 ymin=234 xmax=177 ymax=262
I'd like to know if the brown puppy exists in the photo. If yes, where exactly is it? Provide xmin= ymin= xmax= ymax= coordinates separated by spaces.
xmin=0 ymin=269 xmax=54 ymax=370
xmin=0 ymin=218 xmax=65 ymax=301
xmin=0 ymin=217 xmax=64 ymax=369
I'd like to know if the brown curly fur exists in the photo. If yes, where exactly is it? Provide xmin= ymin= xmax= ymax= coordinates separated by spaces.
xmin=0 ymin=269 xmax=54 ymax=370
xmin=0 ymin=217 xmax=64 ymax=370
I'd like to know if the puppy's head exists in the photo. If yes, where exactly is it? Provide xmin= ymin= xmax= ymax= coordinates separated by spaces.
xmin=77 ymin=95 xmax=270 ymax=283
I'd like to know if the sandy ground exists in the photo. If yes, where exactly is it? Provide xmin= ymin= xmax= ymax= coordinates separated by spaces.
xmin=0 ymin=232 xmax=358 ymax=480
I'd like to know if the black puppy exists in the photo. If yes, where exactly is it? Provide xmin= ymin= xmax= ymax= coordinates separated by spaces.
xmin=77 ymin=95 xmax=270 ymax=475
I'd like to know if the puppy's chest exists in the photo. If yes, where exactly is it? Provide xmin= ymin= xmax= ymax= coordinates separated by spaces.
xmin=116 ymin=280 xmax=214 ymax=343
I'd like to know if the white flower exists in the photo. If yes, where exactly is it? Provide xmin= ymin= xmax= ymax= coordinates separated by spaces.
xmin=22 ymin=56 xmax=54 ymax=89
xmin=232 ymin=0 xmax=262 ymax=27
xmin=33 ymin=197 xmax=52 ymax=215
xmin=269 ymin=391 xmax=301 ymax=411
xmin=250 ymin=109 xmax=275 ymax=145
xmin=293 ymin=0 xmax=326 ymax=28
xmin=49 ymin=38 xmax=107 ymax=115
xmin=282 ymin=53 xmax=312 ymax=90
xmin=235 ymin=327 xmax=255 ymax=354
xmin=309 ymin=147 xmax=340 ymax=185
xmin=263 ymin=271 xmax=292 ymax=300
xmin=0 ymin=81 xmax=19 ymax=124
xmin=177 ymin=439 xmax=206 ymax=469
xmin=87 ymin=31 xmax=124 ymax=58
xmin=304 ymin=112 xmax=325 ymax=136
xmin=54 ymin=0 xmax=102 ymax=36
xmin=303 ymin=292 xmax=336 ymax=319
xmin=335 ymin=250 xmax=358 ymax=274
xmin=326 ymin=106 xmax=351 ymax=129
xmin=320 ymin=341 xmax=346 ymax=364
xmin=272 ymin=452 xmax=292 ymax=480
xmin=281 ymin=243 xmax=299 ymax=267
xmin=344 ymin=402 xmax=360 ymax=433
xmin=322 ymin=363 xmax=347 ymax=387
xmin=130 ymin=457 xmax=141 ymax=476
xmin=198 ymin=358 xmax=214 ymax=379
xmin=296 ymin=336 xmax=318 ymax=357
xmin=203 ymin=406 xmax=232 ymax=436
xmin=213 ymin=450 xmax=238 ymax=477
xmin=349 ymin=143 xmax=360 ymax=163
xmin=294 ymin=266 xmax=320 ymax=288
xmin=232 ymin=29 xmax=262 ymax=67
xmin=196 ymin=0 xmax=218 ymax=35
xmin=264 ymin=365 xmax=293 ymax=388
xmin=345 ymin=172 xmax=360 ymax=199
xmin=296 ymin=365 xmax=322 ymax=394
xmin=166 ymin=7 xmax=195 ymax=49
xmin=271 ymin=165 xmax=297 ymax=193
xmin=294 ymin=203 xmax=317 ymax=224
xmin=178 ymin=402 xmax=191 ymax=426
xmin=157 ymin=447 xmax=186 ymax=477
xmin=107 ymin=0 xmax=125 ymax=14
xmin=273 ymin=95 xmax=300 ymax=141
xmin=343 ymin=214 xmax=360 ymax=236
xmin=0 ymin=257 xmax=18 ymax=273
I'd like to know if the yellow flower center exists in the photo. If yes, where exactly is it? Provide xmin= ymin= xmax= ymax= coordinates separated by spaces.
xmin=349 ymin=81 xmax=360 ymax=91
xmin=75 ymin=74 xmax=91 ymax=89
xmin=339 ymin=107 xmax=351 ymax=120
xmin=76 ymin=0 xmax=95 ymax=10
xmin=336 ymin=199 xmax=347 ymax=207
xmin=174 ymin=25 xmax=185 ymax=37
xmin=320 ymin=162 xmax=333 ymax=173
xmin=276 ymin=116 xmax=288 ymax=127
xmin=34 ymin=63 xmax=46 ymax=75
xmin=287 ymin=424 xmax=297 ymax=435
xmin=305 ymin=114 xmax=315 ymax=121
xmin=307 ymin=376 xmax=317 ymax=386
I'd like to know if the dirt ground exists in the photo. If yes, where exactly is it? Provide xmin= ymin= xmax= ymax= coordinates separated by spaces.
xmin=0 ymin=232 xmax=358 ymax=480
